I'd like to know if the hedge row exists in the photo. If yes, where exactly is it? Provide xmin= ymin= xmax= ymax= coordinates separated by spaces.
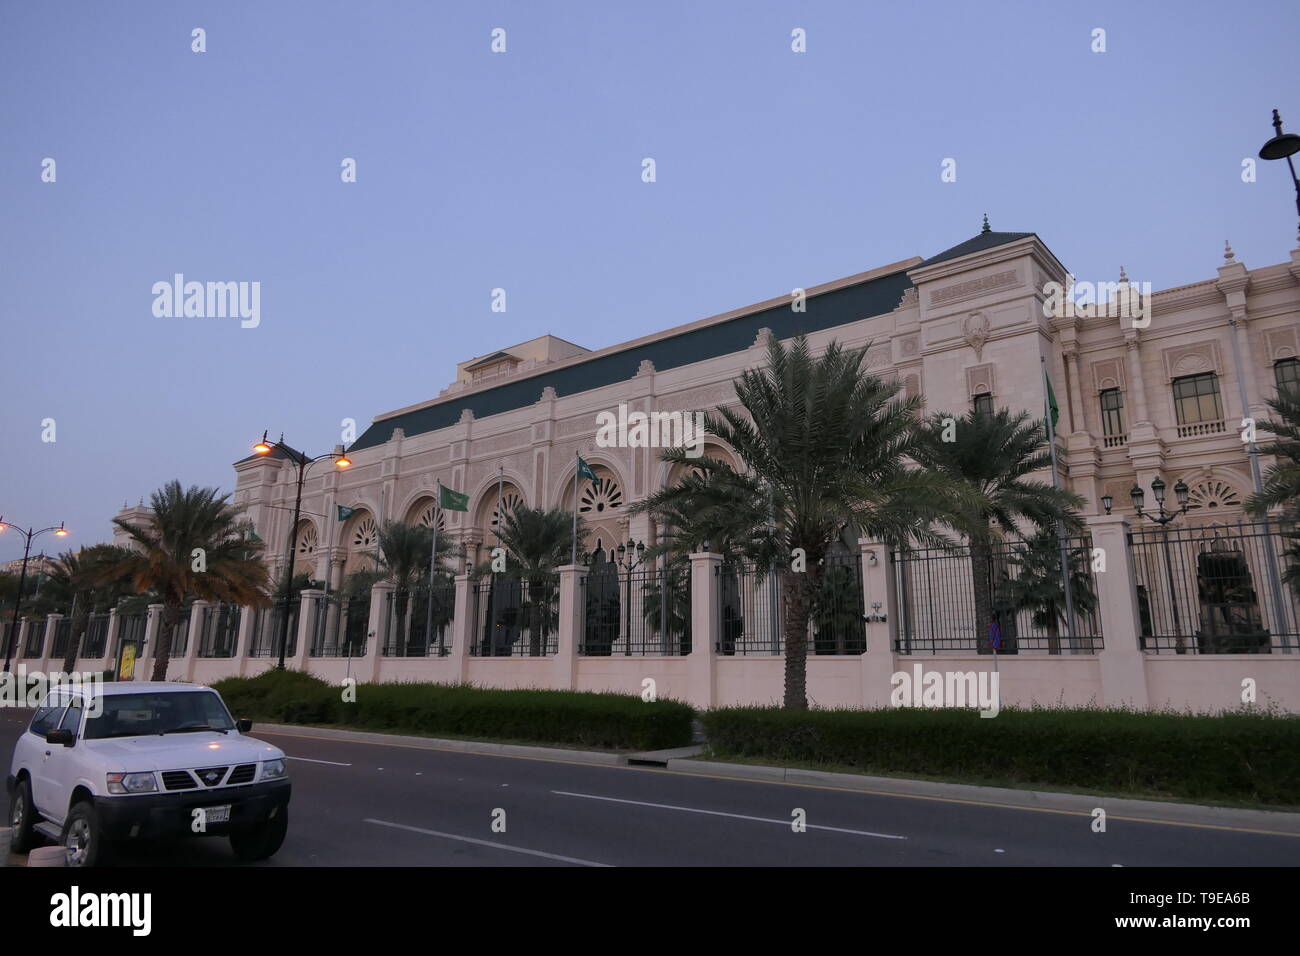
xmin=702 ymin=705 xmax=1300 ymax=804
xmin=211 ymin=670 xmax=694 ymax=751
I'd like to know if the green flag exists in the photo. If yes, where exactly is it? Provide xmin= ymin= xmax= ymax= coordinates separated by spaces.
xmin=1045 ymin=375 xmax=1060 ymax=432
xmin=245 ymin=529 xmax=261 ymax=543
xmin=577 ymin=455 xmax=599 ymax=492
xmin=439 ymin=484 xmax=469 ymax=512
xmin=337 ymin=505 xmax=354 ymax=521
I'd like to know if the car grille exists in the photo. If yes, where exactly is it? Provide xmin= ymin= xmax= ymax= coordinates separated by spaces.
xmin=227 ymin=764 xmax=256 ymax=785
xmin=195 ymin=766 xmax=229 ymax=788
xmin=161 ymin=771 xmax=197 ymax=791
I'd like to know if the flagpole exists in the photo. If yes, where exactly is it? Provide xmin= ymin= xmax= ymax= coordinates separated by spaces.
xmin=572 ymin=452 xmax=579 ymax=566
xmin=1042 ymin=356 xmax=1079 ymax=651
xmin=496 ymin=464 xmax=504 ymax=549
xmin=426 ymin=482 xmax=440 ymax=651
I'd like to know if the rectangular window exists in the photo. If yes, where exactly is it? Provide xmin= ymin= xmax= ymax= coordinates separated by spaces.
xmin=972 ymin=392 xmax=994 ymax=417
xmin=1172 ymin=373 xmax=1222 ymax=425
xmin=1099 ymin=388 xmax=1125 ymax=436
xmin=1276 ymin=358 xmax=1299 ymax=400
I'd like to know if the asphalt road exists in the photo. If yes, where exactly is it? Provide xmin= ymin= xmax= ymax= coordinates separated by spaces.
xmin=3 ymin=710 xmax=1297 ymax=866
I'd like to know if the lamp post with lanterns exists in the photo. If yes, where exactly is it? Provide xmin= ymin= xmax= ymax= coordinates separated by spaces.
xmin=252 ymin=432 xmax=351 ymax=669
xmin=615 ymin=538 xmax=645 ymax=655
xmin=0 ymin=518 xmax=68 ymax=673
xmin=1258 ymin=108 xmax=1300 ymax=223
xmin=1105 ymin=478 xmax=1190 ymax=648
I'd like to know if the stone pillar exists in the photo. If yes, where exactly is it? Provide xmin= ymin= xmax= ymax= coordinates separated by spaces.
xmin=234 ymin=604 xmax=257 ymax=676
xmin=1086 ymin=514 xmax=1149 ymax=708
xmin=859 ymin=541 xmax=897 ymax=709
xmin=39 ymin=613 xmax=62 ymax=673
xmin=139 ymin=603 xmax=164 ymax=680
xmin=360 ymin=581 xmax=392 ymax=683
xmin=687 ymin=552 xmax=722 ymax=710
xmin=294 ymin=590 xmax=322 ymax=673
xmin=1123 ymin=335 xmax=1151 ymax=426
xmin=1063 ymin=348 xmax=1086 ymax=435
xmin=180 ymin=601 xmax=207 ymax=681
xmin=448 ymin=573 xmax=474 ymax=683
xmin=553 ymin=565 xmax=585 ymax=691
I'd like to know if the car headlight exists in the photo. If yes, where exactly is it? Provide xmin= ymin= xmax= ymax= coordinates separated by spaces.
xmin=107 ymin=772 xmax=157 ymax=794
xmin=260 ymin=758 xmax=287 ymax=780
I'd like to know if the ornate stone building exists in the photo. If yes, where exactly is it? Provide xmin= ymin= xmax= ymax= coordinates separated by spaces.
xmin=212 ymin=225 xmax=1299 ymax=588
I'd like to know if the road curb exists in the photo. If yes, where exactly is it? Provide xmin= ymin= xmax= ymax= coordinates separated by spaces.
xmin=255 ymin=722 xmax=628 ymax=767
xmin=665 ymin=759 xmax=1300 ymax=833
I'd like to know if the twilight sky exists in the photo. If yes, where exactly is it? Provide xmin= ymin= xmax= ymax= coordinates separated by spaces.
xmin=1 ymin=0 xmax=1297 ymax=560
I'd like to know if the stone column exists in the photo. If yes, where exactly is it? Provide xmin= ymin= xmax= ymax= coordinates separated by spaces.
xmin=1086 ymin=514 xmax=1149 ymax=708
xmin=294 ymin=590 xmax=322 ymax=673
xmin=1124 ymin=335 xmax=1152 ymax=426
xmin=553 ymin=565 xmax=585 ymax=691
xmin=1063 ymin=348 xmax=1086 ymax=435
xmin=859 ymin=541 xmax=897 ymax=709
xmin=180 ymin=601 xmax=207 ymax=681
xmin=448 ymin=573 xmax=474 ymax=683
xmin=687 ymin=552 xmax=722 ymax=710
xmin=359 ymin=581 xmax=392 ymax=683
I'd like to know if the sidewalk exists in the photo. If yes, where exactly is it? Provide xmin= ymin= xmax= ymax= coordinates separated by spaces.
xmin=256 ymin=722 xmax=1300 ymax=837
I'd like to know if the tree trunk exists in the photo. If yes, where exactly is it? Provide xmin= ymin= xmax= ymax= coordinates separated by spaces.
xmin=970 ymin=539 xmax=995 ymax=655
xmin=61 ymin=602 xmax=90 ymax=674
xmin=395 ymin=591 xmax=409 ymax=656
xmin=150 ymin=602 xmax=181 ymax=681
xmin=782 ymin=571 xmax=816 ymax=710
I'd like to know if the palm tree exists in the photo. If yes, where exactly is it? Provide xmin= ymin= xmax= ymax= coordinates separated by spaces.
xmin=1005 ymin=528 xmax=1098 ymax=653
xmin=912 ymin=407 xmax=1084 ymax=653
xmin=100 ymin=481 xmax=273 ymax=680
xmin=1245 ymin=391 xmax=1300 ymax=596
xmin=478 ymin=506 xmax=585 ymax=656
xmin=634 ymin=335 xmax=956 ymax=709
xmin=370 ymin=520 xmax=457 ymax=654
xmin=48 ymin=545 xmax=136 ymax=672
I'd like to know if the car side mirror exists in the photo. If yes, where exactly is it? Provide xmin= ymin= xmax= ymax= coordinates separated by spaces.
xmin=236 ymin=719 xmax=253 ymax=733
xmin=45 ymin=729 xmax=75 ymax=747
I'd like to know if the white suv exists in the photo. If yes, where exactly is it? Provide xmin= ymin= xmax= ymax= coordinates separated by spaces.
xmin=7 ymin=681 xmax=291 ymax=867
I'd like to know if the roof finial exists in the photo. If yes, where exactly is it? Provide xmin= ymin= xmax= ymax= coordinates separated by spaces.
xmin=1119 ymin=264 xmax=1128 ymax=283
xmin=981 ymin=213 xmax=991 ymax=234
xmin=1223 ymin=239 xmax=1235 ymax=262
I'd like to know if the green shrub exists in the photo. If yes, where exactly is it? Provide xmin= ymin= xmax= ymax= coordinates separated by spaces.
xmin=702 ymin=706 xmax=1300 ymax=804
xmin=210 ymin=671 xmax=693 ymax=750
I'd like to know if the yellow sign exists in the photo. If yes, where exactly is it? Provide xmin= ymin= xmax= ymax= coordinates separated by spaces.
xmin=118 ymin=644 xmax=136 ymax=681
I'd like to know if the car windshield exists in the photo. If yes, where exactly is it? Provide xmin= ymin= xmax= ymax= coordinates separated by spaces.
xmin=83 ymin=691 xmax=235 ymax=740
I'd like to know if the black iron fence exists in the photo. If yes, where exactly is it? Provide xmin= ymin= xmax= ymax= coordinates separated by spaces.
xmin=381 ymin=584 xmax=455 ymax=657
xmin=23 ymin=620 xmax=45 ymax=658
xmin=169 ymin=608 xmax=192 ymax=658
xmin=115 ymin=613 xmax=146 ymax=660
xmin=83 ymin=613 xmax=110 ymax=658
xmin=1129 ymin=519 xmax=1299 ymax=653
xmin=580 ymin=563 xmax=691 ymax=656
xmin=307 ymin=592 xmax=371 ymax=658
xmin=715 ymin=556 xmax=866 ymax=656
xmin=51 ymin=618 xmax=71 ymax=660
xmin=248 ymin=603 xmax=298 ymax=658
xmin=472 ymin=574 xmax=558 ymax=657
xmin=893 ymin=535 xmax=1103 ymax=654
xmin=196 ymin=604 xmax=242 ymax=658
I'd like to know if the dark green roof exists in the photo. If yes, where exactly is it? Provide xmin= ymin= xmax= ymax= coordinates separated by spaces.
xmin=918 ymin=231 xmax=1035 ymax=268
xmin=350 ymin=267 xmax=915 ymax=450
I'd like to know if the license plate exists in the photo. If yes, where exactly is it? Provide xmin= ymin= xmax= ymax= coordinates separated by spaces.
xmin=204 ymin=805 xmax=231 ymax=824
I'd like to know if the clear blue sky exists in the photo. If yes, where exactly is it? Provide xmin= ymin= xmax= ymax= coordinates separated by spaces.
xmin=1 ymin=0 xmax=1297 ymax=560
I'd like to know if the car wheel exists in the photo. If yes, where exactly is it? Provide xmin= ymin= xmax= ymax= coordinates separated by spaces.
xmin=62 ymin=801 xmax=107 ymax=868
xmin=9 ymin=777 xmax=39 ymax=853
xmin=229 ymin=806 xmax=288 ymax=862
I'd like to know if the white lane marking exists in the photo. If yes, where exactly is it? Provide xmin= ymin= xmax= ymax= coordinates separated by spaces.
xmin=364 ymin=818 xmax=612 ymax=867
xmin=551 ymin=790 xmax=907 ymax=840
xmin=285 ymin=756 xmax=352 ymax=767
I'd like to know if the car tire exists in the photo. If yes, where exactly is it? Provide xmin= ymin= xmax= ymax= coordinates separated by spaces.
xmin=9 ymin=777 xmax=39 ymax=853
xmin=229 ymin=806 xmax=288 ymax=862
xmin=62 ymin=801 xmax=107 ymax=868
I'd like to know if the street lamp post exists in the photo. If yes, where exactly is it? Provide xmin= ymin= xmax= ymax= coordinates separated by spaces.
xmin=1258 ymin=108 xmax=1300 ymax=222
xmin=1129 ymin=478 xmax=1191 ymax=652
xmin=0 ymin=518 xmax=69 ymax=673
xmin=252 ymin=432 xmax=350 ymax=670
xmin=615 ymin=539 xmax=645 ymax=656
